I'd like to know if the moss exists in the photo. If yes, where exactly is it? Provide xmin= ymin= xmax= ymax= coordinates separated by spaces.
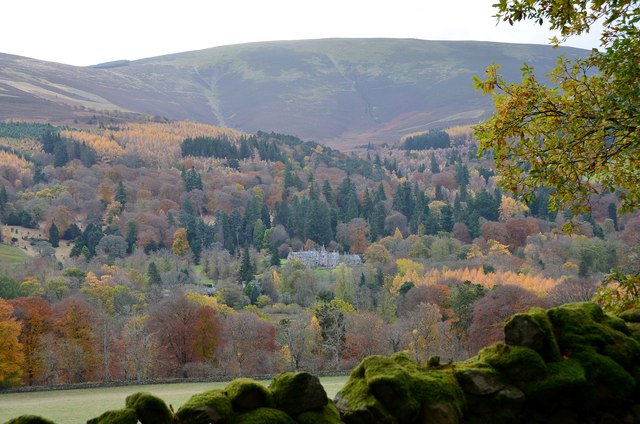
xmin=618 ymin=308 xmax=640 ymax=323
xmin=225 ymin=378 xmax=274 ymax=412
xmin=548 ymin=302 xmax=640 ymax=368
xmin=230 ymin=407 xmax=296 ymax=424
xmin=86 ymin=408 xmax=138 ymax=424
xmin=176 ymin=388 xmax=234 ymax=424
xmin=547 ymin=302 xmax=640 ymax=404
xmin=427 ymin=355 xmax=441 ymax=368
xmin=269 ymin=372 xmax=327 ymax=416
xmin=124 ymin=392 xmax=173 ymax=424
xmin=575 ymin=347 xmax=636 ymax=403
xmin=625 ymin=322 xmax=640 ymax=343
xmin=333 ymin=358 xmax=394 ymax=424
xmin=335 ymin=353 xmax=465 ymax=424
xmin=3 ymin=416 xmax=56 ymax=424
xmin=526 ymin=359 xmax=588 ymax=405
xmin=296 ymin=400 xmax=343 ymax=424
xmin=476 ymin=342 xmax=547 ymax=386
xmin=504 ymin=306 xmax=561 ymax=362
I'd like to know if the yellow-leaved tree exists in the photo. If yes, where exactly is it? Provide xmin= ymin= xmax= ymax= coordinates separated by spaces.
xmin=0 ymin=298 xmax=24 ymax=386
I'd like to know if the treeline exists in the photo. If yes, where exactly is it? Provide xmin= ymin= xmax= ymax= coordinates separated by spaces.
xmin=402 ymin=129 xmax=451 ymax=150
xmin=181 ymin=134 xmax=285 ymax=164
xmin=0 ymin=122 xmax=58 ymax=139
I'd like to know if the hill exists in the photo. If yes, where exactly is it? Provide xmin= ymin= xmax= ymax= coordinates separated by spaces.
xmin=0 ymin=39 xmax=587 ymax=147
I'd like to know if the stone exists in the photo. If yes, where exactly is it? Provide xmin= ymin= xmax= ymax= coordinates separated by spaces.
xmin=125 ymin=392 xmax=173 ymax=424
xmin=175 ymin=388 xmax=234 ymax=424
xmin=296 ymin=401 xmax=344 ymax=424
xmin=618 ymin=308 xmax=640 ymax=323
xmin=4 ymin=417 xmax=56 ymax=424
xmin=225 ymin=378 xmax=274 ymax=412
xmin=504 ymin=307 xmax=561 ymax=362
xmin=269 ymin=372 xmax=328 ymax=416
xmin=422 ymin=402 xmax=458 ymax=424
xmin=232 ymin=407 xmax=296 ymax=424
xmin=455 ymin=369 xmax=506 ymax=396
xmin=86 ymin=408 xmax=138 ymax=424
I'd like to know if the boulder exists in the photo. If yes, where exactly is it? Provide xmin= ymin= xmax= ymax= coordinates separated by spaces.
xmin=618 ymin=308 xmax=640 ymax=323
xmin=269 ymin=372 xmax=328 ymax=416
xmin=296 ymin=401 xmax=344 ymax=424
xmin=86 ymin=408 xmax=138 ymax=424
xmin=4 ymin=417 xmax=56 ymax=424
xmin=231 ymin=407 xmax=296 ymax=424
xmin=125 ymin=392 xmax=173 ymax=424
xmin=225 ymin=378 xmax=274 ymax=412
xmin=455 ymin=369 xmax=506 ymax=396
xmin=175 ymin=388 xmax=234 ymax=424
xmin=504 ymin=307 xmax=561 ymax=362
xmin=334 ymin=352 xmax=465 ymax=424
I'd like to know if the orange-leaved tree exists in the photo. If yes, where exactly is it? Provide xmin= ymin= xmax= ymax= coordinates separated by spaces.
xmin=0 ymin=298 xmax=25 ymax=386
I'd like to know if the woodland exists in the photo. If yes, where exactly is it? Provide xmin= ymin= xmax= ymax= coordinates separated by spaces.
xmin=0 ymin=1 xmax=638 ymax=403
xmin=0 ymin=117 xmax=635 ymax=388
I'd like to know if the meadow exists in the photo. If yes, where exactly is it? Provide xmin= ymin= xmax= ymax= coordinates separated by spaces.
xmin=0 ymin=243 xmax=28 ymax=268
xmin=0 ymin=376 xmax=348 ymax=423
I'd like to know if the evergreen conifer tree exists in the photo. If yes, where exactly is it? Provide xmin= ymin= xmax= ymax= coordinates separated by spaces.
xmin=239 ymin=246 xmax=254 ymax=284
xmin=48 ymin=222 xmax=60 ymax=248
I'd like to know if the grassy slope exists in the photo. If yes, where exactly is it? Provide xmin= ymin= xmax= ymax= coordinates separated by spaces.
xmin=0 ymin=243 xmax=28 ymax=268
xmin=0 ymin=40 xmax=588 ymax=146
xmin=0 ymin=376 xmax=347 ymax=423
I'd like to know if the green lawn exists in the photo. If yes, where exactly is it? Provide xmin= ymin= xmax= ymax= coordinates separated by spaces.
xmin=0 ymin=376 xmax=348 ymax=423
xmin=0 ymin=243 xmax=28 ymax=267
xmin=192 ymin=264 xmax=214 ymax=286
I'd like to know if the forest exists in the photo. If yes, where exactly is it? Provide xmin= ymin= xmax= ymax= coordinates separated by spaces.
xmin=0 ymin=116 xmax=636 ymax=388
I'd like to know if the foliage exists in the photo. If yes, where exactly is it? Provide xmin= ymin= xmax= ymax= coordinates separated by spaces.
xmin=402 ymin=129 xmax=451 ymax=150
xmin=0 ymin=298 xmax=24 ymax=386
xmin=594 ymin=270 xmax=640 ymax=314
xmin=0 ymin=122 xmax=57 ymax=140
xmin=171 ymin=228 xmax=190 ymax=257
xmin=475 ymin=0 xmax=640 ymax=219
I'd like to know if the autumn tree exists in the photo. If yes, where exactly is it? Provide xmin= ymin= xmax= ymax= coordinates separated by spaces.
xmin=10 ymin=297 xmax=52 ymax=385
xmin=314 ymin=298 xmax=355 ymax=370
xmin=220 ymin=311 xmax=277 ymax=376
xmin=147 ymin=294 xmax=204 ymax=378
xmin=475 ymin=0 xmax=640 ymax=218
xmin=277 ymin=313 xmax=316 ymax=371
xmin=404 ymin=302 xmax=445 ymax=364
xmin=50 ymin=296 xmax=99 ymax=383
xmin=0 ymin=298 xmax=24 ymax=386
xmin=120 ymin=316 xmax=158 ymax=382
xmin=343 ymin=312 xmax=388 ymax=364
xmin=172 ymin=228 xmax=190 ymax=257
xmin=467 ymin=285 xmax=547 ymax=354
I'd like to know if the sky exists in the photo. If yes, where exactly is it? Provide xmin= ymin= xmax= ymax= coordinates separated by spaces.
xmin=2 ymin=0 xmax=603 ymax=67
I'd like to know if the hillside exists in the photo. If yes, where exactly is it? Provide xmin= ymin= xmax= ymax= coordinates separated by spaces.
xmin=0 ymin=39 xmax=587 ymax=147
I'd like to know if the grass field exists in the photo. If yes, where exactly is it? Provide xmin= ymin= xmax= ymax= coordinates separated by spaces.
xmin=0 ymin=243 xmax=28 ymax=267
xmin=0 ymin=376 xmax=348 ymax=423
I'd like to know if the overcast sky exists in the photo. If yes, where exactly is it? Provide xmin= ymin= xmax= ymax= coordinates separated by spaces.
xmin=2 ymin=0 xmax=602 ymax=66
